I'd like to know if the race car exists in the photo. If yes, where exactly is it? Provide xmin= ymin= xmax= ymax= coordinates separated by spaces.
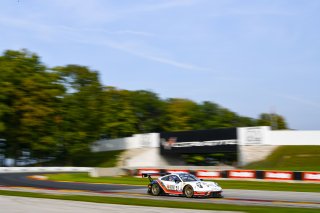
xmin=142 ymin=172 xmax=223 ymax=198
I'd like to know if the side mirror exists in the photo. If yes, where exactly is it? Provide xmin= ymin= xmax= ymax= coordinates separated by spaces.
xmin=175 ymin=180 xmax=181 ymax=183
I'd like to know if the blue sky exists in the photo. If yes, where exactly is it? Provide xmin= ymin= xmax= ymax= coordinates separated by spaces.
xmin=1 ymin=0 xmax=320 ymax=130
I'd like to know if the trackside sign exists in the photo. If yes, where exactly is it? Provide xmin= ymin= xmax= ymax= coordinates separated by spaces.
xmin=228 ymin=170 xmax=255 ymax=179
xmin=196 ymin=170 xmax=221 ymax=179
xmin=303 ymin=172 xmax=320 ymax=181
xmin=160 ymin=128 xmax=237 ymax=155
xmin=166 ymin=169 xmax=189 ymax=174
xmin=264 ymin=171 xmax=293 ymax=180
xmin=137 ymin=169 xmax=160 ymax=176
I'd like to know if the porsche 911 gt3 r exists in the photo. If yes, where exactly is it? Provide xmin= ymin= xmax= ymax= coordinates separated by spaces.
xmin=143 ymin=173 xmax=223 ymax=198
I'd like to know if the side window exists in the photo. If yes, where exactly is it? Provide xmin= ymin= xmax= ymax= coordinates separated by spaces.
xmin=168 ymin=175 xmax=176 ymax=182
xmin=161 ymin=176 xmax=170 ymax=181
xmin=173 ymin=175 xmax=181 ymax=182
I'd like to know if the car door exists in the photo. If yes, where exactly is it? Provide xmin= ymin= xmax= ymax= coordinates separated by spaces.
xmin=164 ymin=175 xmax=177 ymax=191
xmin=172 ymin=175 xmax=183 ymax=192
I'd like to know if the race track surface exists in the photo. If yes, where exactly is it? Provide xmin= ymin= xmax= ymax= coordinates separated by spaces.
xmin=0 ymin=172 xmax=319 ymax=209
xmin=1 ymin=196 xmax=239 ymax=213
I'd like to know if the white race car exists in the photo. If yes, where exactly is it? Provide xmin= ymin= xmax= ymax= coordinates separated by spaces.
xmin=143 ymin=173 xmax=223 ymax=198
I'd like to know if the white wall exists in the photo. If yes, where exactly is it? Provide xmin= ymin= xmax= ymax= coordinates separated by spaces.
xmin=0 ymin=167 xmax=92 ymax=173
xmin=237 ymin=126 xmax=320 ymax=166
xmin=238 ymin=126 xmax=320 ymax=146
xmin=237 ymin=126 xmax=271 ymax=146
xmin=267 ymin=130 xmax=320 ymax=145
xmin=91 ymin=133 xmax=160 ymax=152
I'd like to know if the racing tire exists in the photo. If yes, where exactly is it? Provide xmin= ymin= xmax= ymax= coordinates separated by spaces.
xmin=184 ymin=185 xmax=194 ymax=198
xmin=151 ymin=183 xmax=161 ymax=196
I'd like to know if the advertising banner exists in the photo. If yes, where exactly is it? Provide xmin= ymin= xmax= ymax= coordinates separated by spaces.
xmin=196 ymin=170 xmax=221 ymax=179
xmin=160 ymin=128 xmax=237 ymax=155
xmin=137 ymin=168 xmax=160 ymax=176
xmin=303 ymin=172 xmax=320 ymax=181
xmin=228 ymin=170 xmax=256 ymax=179
xmin=166 ymin=169 xmax=189 ymax=174
xmin=264 ymin=171 xmax=293 ymax=180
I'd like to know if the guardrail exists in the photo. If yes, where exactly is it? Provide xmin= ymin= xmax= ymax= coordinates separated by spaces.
xmin=135 ymin=168 xmax=320 ymax=182
xmin=0 ymin=167 xmax=93 ymax=173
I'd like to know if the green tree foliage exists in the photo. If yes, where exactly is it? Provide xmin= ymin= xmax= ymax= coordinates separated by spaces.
xmin=163 ymin=98 xmax=200 ymax=131
xmin=52 ymin=65 xmax=103 ymax=163
xmin=129 ymin=90 xmax=166 ymax=133
xmin=257 ymin=113 xmax=288 ymax=130
xmin=0 ymin=50 xmax=64 ymax=157
xmin=0 ymin=49 xmax=289 ymax=164
xmin=100 ymin=87 xmax=138 ymax=139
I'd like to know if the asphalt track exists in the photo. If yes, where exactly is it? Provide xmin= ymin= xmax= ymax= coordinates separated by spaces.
xmin=0 ymin=172 xmax=319 ymax=209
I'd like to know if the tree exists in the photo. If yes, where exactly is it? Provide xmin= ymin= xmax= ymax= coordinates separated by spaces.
xmin=257 ymin=113 xmax=288 ymax=129
xmin=52 ymin=65 xmax=103 ymax=163
xmin=129 ymin=90 xmax=165 ymax=133
xmin=163 ymin=98 xmax=199 ymax=131
xmin=0 ymin=49 xmax=64 ymax=158
xmin=100 ymin=87 xmax=138 ymax=138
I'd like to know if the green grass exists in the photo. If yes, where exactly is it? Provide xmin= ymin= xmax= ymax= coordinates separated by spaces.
xmin=70 ymin=150 xmax=124 ymax=167
xmin=214 ymin=180 xmax=320 ymax=192
xmin=245 ymin=146 xmax=320 ymax=171
xmin=39 ymin=150 xmax=124 ymax=167
xmin=46 ymin=173 xmax=150 ymax=185
xmin=45 ymin=173 xmax=320 ymax=192
xmin=0 ymin=190 xmax=318 ymax=212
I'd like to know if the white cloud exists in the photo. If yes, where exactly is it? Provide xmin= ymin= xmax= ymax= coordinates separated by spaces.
xmin=76 ymin=36 xmax=210 ymax=72
xmin=0 ymin=13 xmax=209 ymax=72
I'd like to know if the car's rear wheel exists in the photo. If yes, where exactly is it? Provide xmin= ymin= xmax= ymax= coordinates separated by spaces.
xmin=151 ymin=184 xmax=161 ymax=196
xmin=184 ymin=185 xmax=194 ymax=198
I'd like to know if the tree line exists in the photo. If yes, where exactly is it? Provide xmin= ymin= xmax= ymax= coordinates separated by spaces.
xmin=0 ymin=49 xmax=287 ymax=163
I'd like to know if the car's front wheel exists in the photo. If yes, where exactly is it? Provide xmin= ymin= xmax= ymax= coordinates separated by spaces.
xmin=184 ymin=185 xmax=194 ymax=198
xmin=151 ymin=184 xmax=161 ymax=196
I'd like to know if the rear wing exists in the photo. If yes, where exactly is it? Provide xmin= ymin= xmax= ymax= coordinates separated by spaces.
xmin=141 ymin=173 xmax=154 ymax=182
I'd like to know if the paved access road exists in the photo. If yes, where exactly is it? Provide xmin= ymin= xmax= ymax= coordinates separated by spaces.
xmin=0 ymin=172 xmax=319 ymax=208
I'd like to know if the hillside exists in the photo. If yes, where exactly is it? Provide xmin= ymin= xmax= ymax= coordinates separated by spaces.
xmin=244 ymin=146 xmax=320 ymax=171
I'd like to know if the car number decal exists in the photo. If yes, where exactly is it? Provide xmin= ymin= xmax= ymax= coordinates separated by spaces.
xmin=166 ymin=185 xmax=175 ymax=190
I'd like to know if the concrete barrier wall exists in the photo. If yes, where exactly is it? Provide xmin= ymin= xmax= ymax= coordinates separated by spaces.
xmin=238 ymin=126 xmax=320 ymax=146
xmin=91 ymin=133 xmax=160 ymax=152
xmin=237 ymin=126 xmax=320 ymax=166
xmin=0 ymin=167 xmax=92 ymax=173
xmin=268 ymin=130 xmax=320 ymax=145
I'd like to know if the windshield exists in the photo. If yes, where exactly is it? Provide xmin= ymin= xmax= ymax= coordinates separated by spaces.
xmin=178 ymin=174 xmax=200 ymax=182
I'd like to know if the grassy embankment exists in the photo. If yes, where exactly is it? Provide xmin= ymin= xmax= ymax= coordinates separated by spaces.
xmin=39 ymin=150 xmax=123 ymax=167
xmin=0 ymin=190 xmax=318 ymax=213
xmin=45 ymin=173 xmax=320 ymax=192
xmin=244 ymin=146 xmax=320 ymax=171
